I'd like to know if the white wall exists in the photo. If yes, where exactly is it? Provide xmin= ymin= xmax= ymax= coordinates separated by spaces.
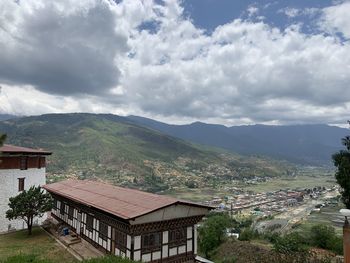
xmin=131 ymin=204 xmax=210 ymax=225
xmin=0 ymin=168 xmax=46 ymax=233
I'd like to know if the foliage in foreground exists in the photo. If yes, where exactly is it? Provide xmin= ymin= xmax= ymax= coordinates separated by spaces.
xmin=0 ymin=255 xmax=136 ymax=263
xmin=213 ymin=239 xmax=341 ymax=263
xmin=198 ymin=213 xmax=234 ymax=258
xmin=272 ymin=224 xmax=342 ymax=256
xmin=333 ymin=134 xmax=350 ymax=208
xmin=6 ymin=186 xmax=53 ymax=235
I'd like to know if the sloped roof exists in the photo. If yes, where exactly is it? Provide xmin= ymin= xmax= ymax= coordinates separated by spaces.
xmin=0 ymin=144 xmax=52 ymax=155
xmin=44 ymin=180 xmax=211 ymax=220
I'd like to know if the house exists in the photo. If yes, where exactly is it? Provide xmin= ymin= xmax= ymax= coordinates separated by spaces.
xmin=0 ymin=144 xmax=52 ymax=233
xmin=44 ymin=180 xmax=212 ymax=262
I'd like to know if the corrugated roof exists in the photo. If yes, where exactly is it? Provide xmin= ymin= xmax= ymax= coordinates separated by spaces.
xmin=0 ymin=144 xmax=52 ymax=155
xmin=44 ymin=180 xmax=211 ymax=220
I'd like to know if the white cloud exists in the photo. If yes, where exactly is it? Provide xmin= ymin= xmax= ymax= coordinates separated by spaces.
xmin=0 ymin=0 xmax=350 ymax=126
xmin=319 ymin=1 xmax=350 ymax=39
xmin=279 ymin=7 xmax=300 ymax=18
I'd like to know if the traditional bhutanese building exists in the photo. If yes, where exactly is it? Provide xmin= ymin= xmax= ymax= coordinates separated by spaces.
xmin=44 ymin=180 xmax=212 ymax=263
xmin=0 ymin=144 xmax=52 ymax=233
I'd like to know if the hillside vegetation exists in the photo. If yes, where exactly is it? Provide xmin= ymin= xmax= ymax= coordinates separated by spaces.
xmin=0 ymin=113 xmax=295 ymax=192
xmin=129 ymin=116 xmax=348 ymax=165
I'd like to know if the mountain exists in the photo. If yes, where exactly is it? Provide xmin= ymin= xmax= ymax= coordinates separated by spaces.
xmin=0 ymin=114 xmax=17 ymax=121
xmin=128 ymin=116 xmax=348 ymax=165
xmin=0 ymin=113 xmax=294 ymax=192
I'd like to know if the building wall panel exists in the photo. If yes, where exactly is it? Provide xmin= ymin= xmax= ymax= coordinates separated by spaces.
xmin=0 ymin=168 xmax=46 ymax=233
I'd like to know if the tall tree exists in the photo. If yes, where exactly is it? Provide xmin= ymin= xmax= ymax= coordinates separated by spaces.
xmin=198 ymin=213 xmax=232 ymax=258
xmin=0 ymin=133 xmax=6 ymax=146
xmin=333 ymin=129 xmax=350 ymax=208
xmin=6 ymin=186 xmax=53 ymax=235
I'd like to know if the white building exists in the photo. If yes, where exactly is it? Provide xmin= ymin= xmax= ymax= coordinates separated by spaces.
xmin=0 ymin=144 xmax=51 ymax=233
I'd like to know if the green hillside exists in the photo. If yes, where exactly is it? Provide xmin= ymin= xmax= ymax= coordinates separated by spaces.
xmin=0 ymin=113 xmax=296 ymax=193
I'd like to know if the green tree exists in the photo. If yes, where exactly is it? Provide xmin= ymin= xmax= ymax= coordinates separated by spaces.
xmin=273 ymin=232 xmax=307 ymax=254
xmin=198 ymin=213 xmax=232 ymax=258
xmin=6 ymin=186 xmax=53 ymax=235
xmin=333 ymin=134 xmax=350 ymax=208
xmin=0 ymin=133 xmax=6 ymax=146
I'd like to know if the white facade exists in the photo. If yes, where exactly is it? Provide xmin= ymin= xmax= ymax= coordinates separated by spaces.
xmin=0 ymin=168 xmax=47 ymax=233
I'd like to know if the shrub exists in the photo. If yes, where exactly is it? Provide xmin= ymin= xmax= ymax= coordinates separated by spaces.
xmin=198 ymin=213 xmax=233 ymax=258
xmin=273 ymin=232 xmax=308 ymax=254
xmin=309 ymin=224 xmax=343 ymax=254
xmin=238 ymin=228 xmax=259 ymax=241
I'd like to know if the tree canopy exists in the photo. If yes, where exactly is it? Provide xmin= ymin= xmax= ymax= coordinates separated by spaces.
xmin=198 ymin=213 xmax=233 ymax=258
xmin=333 ymin=134 xmax=350 ymax=208
xmin=6 ymin=186 xmax=53 ymax=235
xmin=0 ymin=133 xmax=6 ymax=146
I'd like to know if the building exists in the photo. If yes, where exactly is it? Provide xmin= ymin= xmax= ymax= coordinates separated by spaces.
xmin=44 ymin=180 xmax=212 ymax=262
xmin=0 ymin=144 xmax=52 ymax=233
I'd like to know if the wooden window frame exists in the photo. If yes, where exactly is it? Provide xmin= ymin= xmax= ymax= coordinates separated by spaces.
xmin=18 ymin=178 xmax=25 ymax=192
xmin=141 ymin=232 xmax=161 ymax=253
xmin=169 ymin=227 xmax=187 ymax=247
xmin=86 ymin=214 xmax=93 ymax=231
xmin=115 ymin=230 xmax=127 ymax=252
xmin=68 ymin=206 xmax=74 ymax=220
xmin=99 ymin=221 xmax=109 ymax=241
xmin=20 ymin=156 xmax=28 ymax=170
xmin=60 ymin=202 xmax=65 ymax=215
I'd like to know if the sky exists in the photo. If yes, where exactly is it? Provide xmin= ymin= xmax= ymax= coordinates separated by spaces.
xmin=0 ymin=0 xmax=350 ymax=126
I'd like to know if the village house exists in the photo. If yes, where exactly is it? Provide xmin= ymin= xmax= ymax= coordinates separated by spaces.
xmin=44 ymin=180 xmax=212 ymax=263
xmin=0 ymin=144 xmax=52 ymax=233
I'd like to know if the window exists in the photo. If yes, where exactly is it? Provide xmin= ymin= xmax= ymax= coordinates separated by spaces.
xmin=142 ymin=232 xmax=161 ymax=252
xmin=99 ymin=222 xmax=109 ymax=241
xmin=115 ymin=230 xmax=127 ymax=251
xmin=18 ymin=178 xmax=25 ymax=192
xmin=169 ymin=228 xmax=186 ymax=244
xmin=68 ymin=206 xmax=74 ymax=220
xmin=53 ymin=199 xmax=58 ymax=209
xmin=20 ymin=157 xmax=28 ymax=170
xmin=86 ymin=214 xmax=93 ymax=231
xmin=60 ymin=202 xmax=65 ymax=215
xmin=38 ymin=157 xmax=45 ymax=169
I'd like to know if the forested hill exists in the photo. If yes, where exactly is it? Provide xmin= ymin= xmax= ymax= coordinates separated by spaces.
xmin=128 ymin=116 xmax=348 ymax=166
xmin=0 ymin=113 xmax=294 ymax=192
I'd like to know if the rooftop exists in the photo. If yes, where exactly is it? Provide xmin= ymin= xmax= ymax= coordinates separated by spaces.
xmin=44 ymin=180 xmax=211 ymax=220
xmin=0 ymin=144 xmax=52 ymax=155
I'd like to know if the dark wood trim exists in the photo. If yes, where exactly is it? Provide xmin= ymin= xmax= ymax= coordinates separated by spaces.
xmin=51 ymin=195 xmax=201 ymax=263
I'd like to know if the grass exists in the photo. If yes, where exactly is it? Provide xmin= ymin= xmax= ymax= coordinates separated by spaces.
xmin=245 ymin=175 xmax=336 ymax=193
xmin=0 ymin=227 xmax=77 ymax=263
xmin=295 ymin=205 xmax=344 ymax=236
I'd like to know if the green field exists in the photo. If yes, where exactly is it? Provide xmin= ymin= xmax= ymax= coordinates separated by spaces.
xmin=295 ymin=205 xmax=345 ymax=236
xmin=0 ymin=227 xmax=76 ymax=263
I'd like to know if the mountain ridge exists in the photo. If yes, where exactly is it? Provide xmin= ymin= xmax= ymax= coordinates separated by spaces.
xmin=0 ymin=113 xmax=295 ymax=193
xmin=127 ymin=116 xmax=348 ymax=165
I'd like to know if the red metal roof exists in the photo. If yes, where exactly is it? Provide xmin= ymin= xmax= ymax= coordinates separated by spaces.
xmin=44 ymin=180 xmax=211 ymax=220
xmin=0 ymin=144 xmax=52 ymax=155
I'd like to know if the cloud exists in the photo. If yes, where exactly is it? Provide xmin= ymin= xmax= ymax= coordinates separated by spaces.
xmin=0 ymin=0 xmax=350 ymax=126
xmin=279 ymin=7 xmax=300 ymax=18
xmin=319 ymin=1 xmax=350 ymax=39
xmin=0 ymin=0 xmax=129 ymax=96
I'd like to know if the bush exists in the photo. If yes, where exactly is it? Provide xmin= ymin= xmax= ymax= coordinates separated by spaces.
xmin=238 ymin=228 xmax=259 ymax=241
xmin=273 ymin=232 xmax=308 ymax=254
xmin=198 ymin=213 xmax=233 ymax=258
xmin=309 ymin=224 xmax=343 ymax=254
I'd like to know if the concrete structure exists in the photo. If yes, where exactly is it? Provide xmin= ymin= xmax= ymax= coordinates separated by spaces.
xmin=44 ymin=180 xmax=212 ymax=263
xmin=0 ymin=144 xmax=51 ymax=233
